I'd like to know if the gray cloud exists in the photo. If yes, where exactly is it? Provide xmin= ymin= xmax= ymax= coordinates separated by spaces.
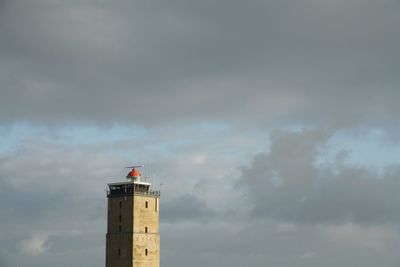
xmin=0 ymin=178 xmax=68 ymax=223
xmin=0 ymin=142 xmax=113 ymax=265
xmin=239 ymin=128 xmax=400 ymax=224
xmin=0 ymin=0 xmax=399 ymax=126
xmin=161 ymin=219 xmax=400 ymax=267
xmin=161 ymin=194 xmax=214 ymax=222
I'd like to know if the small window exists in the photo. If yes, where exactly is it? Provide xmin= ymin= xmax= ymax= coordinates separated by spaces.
xmin=145 ymin=201 xmax=148 ymax=208
xmin=119 ymin=215 xmax=122 ymax=222
xmin=118 ymin=248 xmax=121 ymax=256
xmin=119 ymin=201 xmax=122 ymax=209
xmin=119 ymin=225 xmax=122 ymax=232
xmin=155 ymin=198 xmax=158 ymax=212
xmin=145 ymin=227 xmax=148 ymax=233
xmin=145 ymin=249 xmax=148 ymax=256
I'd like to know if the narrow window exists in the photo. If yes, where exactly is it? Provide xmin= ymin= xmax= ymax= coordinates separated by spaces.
xmin=119 ymin=215 xmax=122 ymax=222
xmin=119 ymin=201 xmax=122 ymax=209
xmin=145 ymin=227 xmax=148 ymax=233
xmin=119 ymin=225 xmax=122 ymax=232
xmin=145 ymin=201 xmax=148 ymax=208
xmin=118 ymin=248 xmax=121 ymax=256
xmin=145 ymin=249 xmax=148 ymax=256
xmin=155 ymin=198 xmax=158 ymax=212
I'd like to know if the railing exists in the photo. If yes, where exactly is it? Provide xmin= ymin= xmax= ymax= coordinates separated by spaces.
xmin=107 ymin=189 xmax=160 ymax=197
xmin=134 ymin=190 xmax=160 ymax=197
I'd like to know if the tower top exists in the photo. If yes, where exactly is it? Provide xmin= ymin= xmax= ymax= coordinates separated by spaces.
xmin=125 ymin=165 xmax=149 ymax=185
xmin=107 ymin=165 xmax=160 ymax=198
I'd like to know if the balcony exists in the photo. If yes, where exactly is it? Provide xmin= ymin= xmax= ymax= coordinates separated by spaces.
xmin=107 ymin=182 xmax=160 ymax=198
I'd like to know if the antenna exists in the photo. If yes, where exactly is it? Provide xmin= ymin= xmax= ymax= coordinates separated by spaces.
xmin=125 ymin=165 xmax=144 ymax=168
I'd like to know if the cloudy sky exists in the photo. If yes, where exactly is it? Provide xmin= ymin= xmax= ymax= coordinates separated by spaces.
xmin=1 ymin=0 xmax=400 ymax=266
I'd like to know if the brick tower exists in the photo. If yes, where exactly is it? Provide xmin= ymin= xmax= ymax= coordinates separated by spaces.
xmin=106 ymin=166 xmax=160 ymax=267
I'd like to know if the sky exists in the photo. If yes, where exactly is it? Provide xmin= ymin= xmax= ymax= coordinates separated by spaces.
xmin=1 ymin=0 xmax=400 ymax=266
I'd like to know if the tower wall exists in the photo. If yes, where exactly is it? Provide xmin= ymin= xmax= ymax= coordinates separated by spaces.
xmin=133 ymin=196 xmax=160 ymax=267
xmin=106 ymin=187 xmax=160 ymax=267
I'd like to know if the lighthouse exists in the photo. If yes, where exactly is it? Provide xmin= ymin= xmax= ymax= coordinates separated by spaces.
xmin=105 ymin=166 xmax=160 ymax=267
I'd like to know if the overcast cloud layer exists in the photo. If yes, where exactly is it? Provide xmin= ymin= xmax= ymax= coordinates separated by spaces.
xmin=1 ymin=0 xmax=400 ymax=126
xmin=1 ymin=0 xmax=400 ymax=267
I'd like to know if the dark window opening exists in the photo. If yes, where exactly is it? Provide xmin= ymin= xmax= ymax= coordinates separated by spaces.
xmin=145 ymin=227 xmax=148 ymax=233
xmin=145 ymin=249 xmax=148 ymax=256
xmin=155 ymin=198 xmax=158 ymax=212
xmin=145 ymin=201 xmax=148 ymax=208
xmin=119 ymin=201 xmax=122 ymax=209
xmin=119 ymin=215 xmax=122 ymax=222
xmin=118 ymin=248 xmax=121 ymax=256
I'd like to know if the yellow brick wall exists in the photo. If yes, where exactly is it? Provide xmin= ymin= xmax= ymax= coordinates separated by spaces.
xmin=106 ymin=194 xmax=160 ymax=267
xmin=133 ymin=196 xmax=159 ymax=234
xmin=133 ymin=196 xmax=160 ymax=267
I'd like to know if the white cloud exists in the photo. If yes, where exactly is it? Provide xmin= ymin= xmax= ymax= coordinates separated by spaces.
xmin=18 ymin=233 xmax=51 ymax=256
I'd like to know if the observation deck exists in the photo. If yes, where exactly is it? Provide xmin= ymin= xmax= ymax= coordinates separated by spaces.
xmin=107 ymin=181 xmax=160 ymax=198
